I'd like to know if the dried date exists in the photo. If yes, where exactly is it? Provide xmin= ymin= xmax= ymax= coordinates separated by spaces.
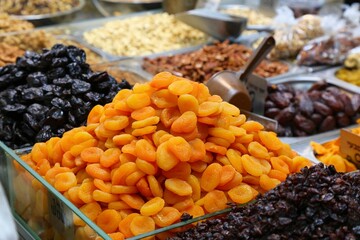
xmin=313 ymin=101 xmax=333 ymax=116
xmin=264 ymin=80 xmax=359 ymax=137
xmin=319 ymin=115 xmax=336 ymax=133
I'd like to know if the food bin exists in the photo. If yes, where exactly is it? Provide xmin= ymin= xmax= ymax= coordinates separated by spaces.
xmin=265 ymin=76 xmax=360 ymax=144
xmin=3 ymin=0 xmax=86 ymax=27
xmin=75 ymin=10 xmax=210 ymax=60
xmin=0 ymin=141 xmax=241 ymax=239
xmin=0 ymin=142 xmax=111 ymax=240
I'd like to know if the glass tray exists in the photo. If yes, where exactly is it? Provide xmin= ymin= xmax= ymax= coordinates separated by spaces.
xmin=0 ymin=141 xmax=243 ymax=240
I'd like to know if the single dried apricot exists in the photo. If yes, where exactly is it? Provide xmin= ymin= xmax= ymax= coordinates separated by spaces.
xmin=165 ymin=178 xmax=193 ymax=196
xmin=228 ymin=183 xmax=254 ymax=204
xmin=200 ymin=163 xmax=222 ymax=192
xmin=171 ymin=111 xmax=197 ymax=133
xmin=96 ymin=209 xmax=122 ymax=233
xmin=156 ymin=141 xmax=179 ymax=171
xmin=135 ymin=139 xmax=156 ymax=162
xmin=140 ymin=197 xmax=165 ymax=216
xmin=168 ymin=79 xmax=194 ymax=95
xmin=203 ymin=190 xmax=227 ymax=213
xmin=241 ymin=154 xmax=263 ymax=176
xmin=178 ymin=94 xmax=199 ymax=114
xmin=258 ymin=131 xmax=282 ymax=151
xmin=54 ymin=172 xmax=77 ymax=192
xmin=167 ymin=136 xmax=192 ymax=162
xmin=130 ymin=215 xmax=155 ymax=237
xmin=153 ymin=207 xmax=181 ymax=228
xmin=248 ymin=141 xmax=270 ymax=159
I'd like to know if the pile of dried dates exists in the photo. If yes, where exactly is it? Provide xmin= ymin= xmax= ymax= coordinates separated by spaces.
xmin=0 ymin=44 xmax=131 ymax=149
xmin=171 ymin=164 xmax=360 ymax=240
xmin=265 ymin=80 xmax=360 ymax=137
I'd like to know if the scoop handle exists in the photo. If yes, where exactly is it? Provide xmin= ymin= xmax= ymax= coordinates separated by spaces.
xmin=239 ymin=36 xmax=275 ymax=83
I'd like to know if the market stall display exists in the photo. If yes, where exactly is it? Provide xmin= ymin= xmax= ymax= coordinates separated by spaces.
xmin=83 ymin=12 xmax=208 ymax=57
xmin=17 ymin=72 xmax=312 ymax=239
xmin=1 ymin=2 xmax=360 ymax=240
xmin=0 ymin=44 xmax=131 ymax=149
xmin=170 ymin=163 xmax=360 ymax=239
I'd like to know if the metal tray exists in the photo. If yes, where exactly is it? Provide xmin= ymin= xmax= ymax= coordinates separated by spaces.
xmin=0 ymin=29 xmax=109 ymax=66
xmin=312 ymin=66 xmax=360 ymax=93
xmin=269 ymin=75 xmax=360 ymax=144
xmin=290 ymin=125 xmax=358 ymax=164
xmin=71 ymin=10 xmax=213 ymax=60
xmin=9 ymin=0 xmax=85 ymax=26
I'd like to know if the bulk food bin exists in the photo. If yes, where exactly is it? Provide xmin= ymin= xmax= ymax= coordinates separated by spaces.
xmin=0 ymin=142 xmax=240 ymax=239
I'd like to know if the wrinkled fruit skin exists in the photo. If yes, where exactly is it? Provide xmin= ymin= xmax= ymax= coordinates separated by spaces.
xmin=264 ymin=80 xmax=360 ymax=137
xmin=0 ymin=44 xmax=131 ymax=149
xmin=171 ymin=164 xmax=360 ymax=240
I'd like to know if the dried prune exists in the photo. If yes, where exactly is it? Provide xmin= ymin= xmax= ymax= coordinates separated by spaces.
xmin=0 ymin=44 xmax=131 ymax=149
xmin=172 ymin=164 xmax=360 ymax=240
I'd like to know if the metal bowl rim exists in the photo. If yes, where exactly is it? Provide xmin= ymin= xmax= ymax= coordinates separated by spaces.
xmin=9 ymin=0 xmax=85 ymax=20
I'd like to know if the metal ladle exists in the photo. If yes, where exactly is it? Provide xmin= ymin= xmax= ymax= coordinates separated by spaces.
xmin=206 ymin=36 xmax=275 ymax=113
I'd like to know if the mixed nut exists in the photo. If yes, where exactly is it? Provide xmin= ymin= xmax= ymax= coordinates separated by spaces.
xmin=83 ymin=13 xmax=208 ymax=57
xmin=143 ymin=40 xmax=289 ymax=83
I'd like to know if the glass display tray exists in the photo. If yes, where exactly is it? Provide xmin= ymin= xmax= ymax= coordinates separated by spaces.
xmin=0 ymin=141 xmax=249 ymax=240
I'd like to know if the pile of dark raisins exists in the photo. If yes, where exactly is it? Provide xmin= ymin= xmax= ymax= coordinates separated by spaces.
xmin=0 ymin=44 xmax=131 ymax=149
xmin=265 ymin=80 xmax=360 ymax=137
xmin=171 ymin=164 xmax=360 ymax=240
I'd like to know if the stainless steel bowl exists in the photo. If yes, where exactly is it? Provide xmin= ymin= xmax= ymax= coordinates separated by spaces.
xmin=10 ymin=0 xmax=85 ymax=26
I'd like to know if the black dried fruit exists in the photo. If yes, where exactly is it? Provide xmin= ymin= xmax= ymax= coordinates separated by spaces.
xmin=0 ymin=44 xmax=131 ymax=149
xmin=171 ymin=164 xmax=360 ymax=240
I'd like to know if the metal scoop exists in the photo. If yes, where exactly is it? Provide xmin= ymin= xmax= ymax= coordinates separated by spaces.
xmin=206 ymin=36 xmax=275 ymax=114
xmin=175 ymin=8 xmax=273 ymax=41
